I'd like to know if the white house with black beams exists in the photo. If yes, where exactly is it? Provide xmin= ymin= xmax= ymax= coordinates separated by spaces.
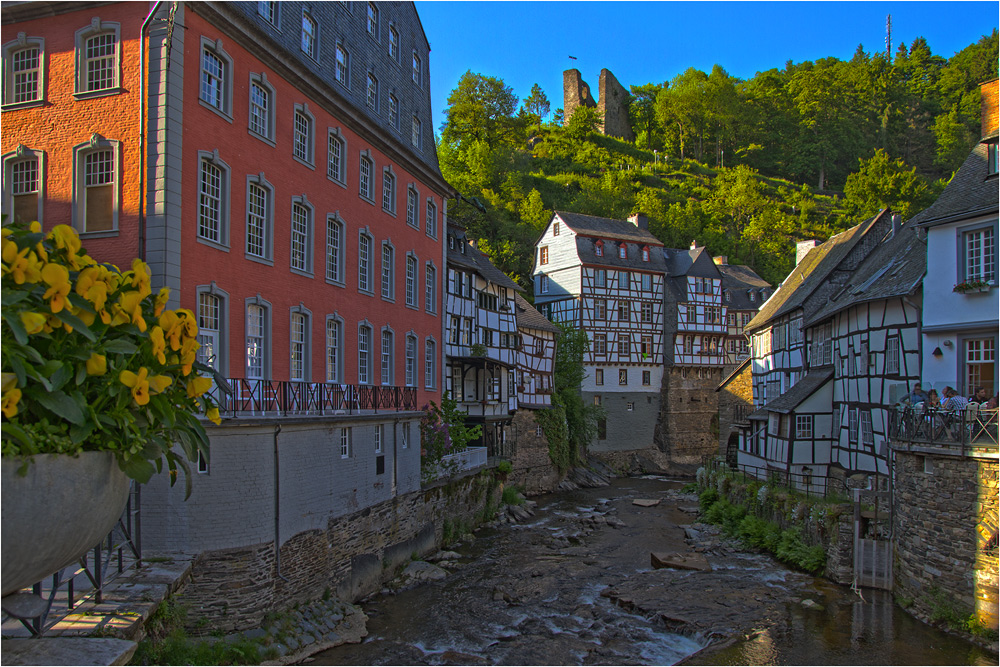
xmin=534 ymin=211 xmax=666 ymax=452
xmin=445 ymin=223 xmax=521 ymax=457
xmin=514 ymin=293 xmax=559 ymax=409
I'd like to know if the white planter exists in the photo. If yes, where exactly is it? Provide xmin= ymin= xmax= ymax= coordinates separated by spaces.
xmin=2 ymin=451 xmax=131 ymax=597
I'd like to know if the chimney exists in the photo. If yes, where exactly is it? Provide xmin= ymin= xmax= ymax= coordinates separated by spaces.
xmin=690 ymin=240 xmax=698 ymax=250
xmin=891 ymin=213 xmax=901 ymax=237
xmin=468 ymin=238 xmax=477 ymax=249
xmin=796 ymin=240 xmax=819 ymax=265
xmin=982 ymin=78 xmax=998 ymax=140
xmin=713 ymin=256 xmax=728 ymax=265
xmin=628 ymin=212 xmax=648 ymax=230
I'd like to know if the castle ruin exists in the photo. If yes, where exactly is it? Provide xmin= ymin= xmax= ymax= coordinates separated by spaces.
xmin=563 ymin=68 xmax=635 ymax=142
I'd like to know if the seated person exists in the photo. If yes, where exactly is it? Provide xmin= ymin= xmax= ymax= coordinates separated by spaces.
xmin=941 ymin=387 xmax=969 ymax=412
xmin=926 ymin=389 xmax=941 ymax=409
xmin=969 ymin=386 xmax=989 ymax=404
xmin=988 ymin=394 xmax=999 ymax=410
xmin=902 ymin=383 xmax=929 ymax=405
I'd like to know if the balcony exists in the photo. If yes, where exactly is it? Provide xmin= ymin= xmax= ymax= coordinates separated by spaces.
xmin=209 ymin=379 xmax=418 ymax=418
xmin=888 ymin=405 xmax=998 ymax=457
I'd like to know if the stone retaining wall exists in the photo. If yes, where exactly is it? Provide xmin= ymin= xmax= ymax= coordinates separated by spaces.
xmin=178 ymin=472 xmax=502 ymax=633
xmin=893 ymin=450 xmax=998 ymax=630
xmin=508 ymin=409 xmax=563 ymax=496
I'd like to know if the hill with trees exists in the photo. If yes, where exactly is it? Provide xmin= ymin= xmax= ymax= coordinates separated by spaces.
xmin=438 ymin=31 xmax=998 ymax=289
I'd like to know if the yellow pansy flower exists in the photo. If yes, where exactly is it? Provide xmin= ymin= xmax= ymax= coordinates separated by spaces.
xmin=118 ymin=290 xmax=147 ymax=331
xmin=179 ymin=337 xmax=200 ymax=376
xmin=129 ymin=258 xmax=152 ymax=298
xmin=86 ymin=353 xmax=107 ymax=376
xmin=2 ymin=386 xmax=21 ymax=418
xmin=148 ymin=374 xmax=172 ymax=394
xmin=20 ymin=311 xmax=47 ymax=335
xmin=206 ymin=406 xmax=221 ymax=425
xmin=120 ymin=367 xmax=151 ymax=406
xmin=154 ymin=287 xmax=170 ymax=317
xmin=41 ymin=262 xmax=71 ymax=313
xmin=29 ymin=221 xmax=41 ymax=233
xmin=186 ymin=376 xmax=213 ymax=398
xmin=150 ymin=326 xmax=167 ymax=364
xmin=2 ymin=243 xmax=42 ymax=285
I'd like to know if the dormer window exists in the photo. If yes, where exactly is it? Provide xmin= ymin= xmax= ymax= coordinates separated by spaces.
xmin=595 ymin=240 xmax=603 ymax=257
xmin=553 ymin=221 xmax=560 ymax=236
xmin=988 ymin=141 xmax=998 ymax=176
xmin=641 ymin=246 xmax=650 ymax=262
xmin=448 ymin=235 xmax=454 ymax=250
xmin=619 ymin=244 xmax=627 ymax=259
xmin=749 ymin=290 xmax=756 ymax=303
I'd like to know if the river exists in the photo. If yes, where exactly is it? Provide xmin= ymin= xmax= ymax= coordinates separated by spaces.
xmin=309 ymin=476 xmax=993 ymax=666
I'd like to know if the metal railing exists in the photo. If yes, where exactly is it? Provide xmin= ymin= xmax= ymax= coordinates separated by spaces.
xmin=888 ymin=405 xmax=999 ymax=455
xmin=8 ymin=484 xmax=141 ymax=637
xmin=425 ymin=446 xmax=489 ymax=481
xmin=210 ymin=379 xmax=418 ymax=417
xmin=709 ymin=458 xmax=849 ymax=499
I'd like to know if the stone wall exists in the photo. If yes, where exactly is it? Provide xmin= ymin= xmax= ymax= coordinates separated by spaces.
xmin=562 ymin=68 xmax=634 ymax=141
xmin=718 ymin=362 xmax=752 ymax=455
xmin=892 ymin=450 xmax=998 ymax=630
xmin=655 ymin=368 xmax=723 ymax=467
xmin=509 ymin=409 xmax=563 ymax=496
xmin=177 ymin=471 xmax=502 ymax=633
xmin=597 ymin=69 xmax=635 ymax=142
xmin=563 ymin=69 xmax=596 ymax=126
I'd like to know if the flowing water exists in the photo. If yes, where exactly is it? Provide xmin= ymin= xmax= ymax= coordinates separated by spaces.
xmin=310 ymin=477 xmax=993 ymax=666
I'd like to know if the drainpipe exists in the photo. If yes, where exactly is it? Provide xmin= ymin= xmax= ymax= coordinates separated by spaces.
xmin=138 ymin=1 xmax=164 ymax=261
xmin=273 ymin=423 xmax=288 ymax=581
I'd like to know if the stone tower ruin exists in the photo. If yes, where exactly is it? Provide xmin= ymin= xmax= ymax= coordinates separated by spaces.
xmin=562 ymin=68 xmax=635 ymax=142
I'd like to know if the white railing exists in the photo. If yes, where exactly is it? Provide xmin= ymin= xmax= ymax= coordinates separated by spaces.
xmin=438 ymin=446 xmax=488 ymax=473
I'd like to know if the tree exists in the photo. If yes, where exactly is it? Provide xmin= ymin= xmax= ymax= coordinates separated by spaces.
xmin=440 ymin=71 xmax=523 ymax=151
xmin=843 ymin=149 xmax=931 ymax=221
xmin=522 ymin=83 xmax=551 ymax=125
xmin=705 ymin=165 xmax=767 ymax=257
xmin=565 ymin=105 xmax=602 ymax=141
xmin=629 ymin=83 xmax=664 ymax=150
xmin=553 ymin=323 xmax=601 ymax=462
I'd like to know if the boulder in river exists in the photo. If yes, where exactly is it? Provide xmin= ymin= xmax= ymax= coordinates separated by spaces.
xmin=650 ymin=551 xmax=713 ymax=572
xmin=632 ymin=498 xmax=661 ymax=507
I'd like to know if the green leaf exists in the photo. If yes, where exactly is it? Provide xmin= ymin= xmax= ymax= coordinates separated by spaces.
xmin=48 ymin=362 xmax=72 ymax=392
xmin=69 ymin=421 xmax=95 ymax=445
xmin=103 ymin=339 xmax=138 ymax=355
xmin=1 ymin=289 xmax=31 ymax=308
xmin=1 ymin=422 xmax=32 ymax=447
xmin=122 ymin=456 xmax=155 ymax=484
xmin=33 ymin=390 xmax=85 ymax=425
xmin=3 ymin=311 xmax=28 ymax=345
xmin=67 ymin=293 xmax=95 ymax=312
xmin=54 ymin=310 xmax=95 ymax=341
xmin=8 ymin=354 xmax=27 ymax=387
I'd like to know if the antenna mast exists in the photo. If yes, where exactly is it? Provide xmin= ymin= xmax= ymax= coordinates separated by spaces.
xmin=886 ymin=14 xmax=892 ymax=58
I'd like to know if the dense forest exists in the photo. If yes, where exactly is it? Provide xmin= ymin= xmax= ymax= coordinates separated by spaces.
xmin=437 ymin=31 xmax=998 ymax=288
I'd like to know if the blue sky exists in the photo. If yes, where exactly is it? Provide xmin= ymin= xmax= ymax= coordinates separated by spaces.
xmin=416 ymin=1 xmax=998 ymax=134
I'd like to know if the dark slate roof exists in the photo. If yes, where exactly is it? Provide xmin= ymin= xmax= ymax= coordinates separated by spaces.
xmin=743 ymin=210 xmax=888 ymax=335
xmin=909 ymin=142 xmax=999 ymax=228
xmin=554 ymin=211 xmax=662 ymax=245
xmin=663 ymin=246 xmax=719 ymax=277
xmin=748 ymin=368 xmax=834 ymax=419
xmin=447 ymin=228 xmax=521 ymax=292
xmin=514 ymin=294 xmax=560 ymax=333
xmin=805 ymin=220 xmax=926 ymax=327
xmin=576 ymin=237 xmax=669 ymax=272
xmin=719 ymin=263 xmax=772 ymax=311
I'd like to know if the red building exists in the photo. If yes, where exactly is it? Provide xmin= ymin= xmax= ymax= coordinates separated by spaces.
xmin=2 ymin=1 xmax=452 ymax=409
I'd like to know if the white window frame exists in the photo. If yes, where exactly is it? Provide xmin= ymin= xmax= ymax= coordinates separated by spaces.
xmin=72 ymin=136 xmax=121 ymax=235
xmin=963 ymin=225 xmax=996 ymax=282
xmin=325 ymin=213 xmax=345 ymax=285
xmin=405 ymin=334 xmax=417 ymax=386
xmin=359 ymin=152 xmax=374 ymax=202
xmin=246 ymin=299 xmax=271 ymax=380
xmin=289 ymin=196 xmax=313 ymax=275
xmin=411 ymin=115 xmax=422 ymax=149
xmin=795 ymin=414 xmax=813 ymax=439
xmin=335 ymin=43 xmax=349 ymax=87
xmin=197 ymin=37 xmax=232 ymax=119
xmin=292 ymin=103 xmax=315 ymax=167
xmin=389 ymin=94 xmax=400 ymax=131
xmin=388 ymin=25 xmax=400 ymax=63
xmin=195 ymin=150 xmax=230 ymax=248
xmin=74 ymin=19 xmax=121 ymax=98
xmin=340 ymin=427 xmax=352 ymax=458
xmin=257 ymin=1 xmax=279 ymax=26
xmin=196 ymin=288 xmax=227 ymax=374
xmin=381 ymin=241 xmax=395 ymax=301
xmin=405 ymin=253 xmax=418 ymax=307
xmin=245 ymin=173 xmax=273 ymax=262
xmin=2 ymin=147 xmax=45 ymax=225
xmin=3 ymin=34 xmax=46 ymax=107
xmin=425 ymin=198 xmax=437 ymax=238
xmin=366 ymin=71 xmax=379 ymax=111
xmin=381 ymin=328 xmax=394 ymax=385
xmin=425 ymin=338 xmax=436 ymax=389
xmin=301 ymin=11 xmax=318 ymax=59
xmin=382 ymin=167 xmax=396 ymax=214
xmin=289 ymin=307 xmax=311 ymax=382
xmin=358 ymin=323 xmax=373 ymax=385
xmin=358 ymin=230 xmax=374 ymax=294
xmin=425 ymin=263 xmax=437 ymax=313
xmin=406 ymin=186 xmax=419 ymax=227
xmin=248 ymin=72 xmax=276 ymax=144
xmin=327 ymin=128 xmax=346 ymax=185
xmin=412 ymin=51 xmax=422 ymax=86
xmin=367 ymin=2 xmax=380 ymax=39
xmin=325 ymin=315 xmax=343 ymax=383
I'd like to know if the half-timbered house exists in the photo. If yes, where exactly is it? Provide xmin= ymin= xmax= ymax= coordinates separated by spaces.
xmin=718 ymin=260 xmax=772 ymax=366
xmin=445 ymin=224 xmax=520 ymax=456
xmin=534 ymin=211 xmax=665 ymax=452
xmin=740 ymin=209 xmax=897 ymax=483
xmin=805 ymin=219 xmax=925 ymax=478
xmin=514 ymin=293 xmax=559 ymax=409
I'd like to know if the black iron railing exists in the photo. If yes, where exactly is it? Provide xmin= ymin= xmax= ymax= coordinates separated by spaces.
xmin=888 ymin=405 xmax=999 ymax=455
xmin=708 ymin=458 xmax=849 ymax=499
xmin=13 ymin=483 xmax=141 ymax=637
xmin=210 ymin=379 xmax=418 ymax=417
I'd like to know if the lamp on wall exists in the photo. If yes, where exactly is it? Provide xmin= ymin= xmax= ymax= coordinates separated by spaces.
xmin=932 ymin=346 xmax=943 ymax=357
xmin=942 ymin=340 xmax=954 ymax=348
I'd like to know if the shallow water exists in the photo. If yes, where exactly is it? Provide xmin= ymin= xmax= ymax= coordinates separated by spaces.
xmin=310 ymin=477 xmax=991 ymax=666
